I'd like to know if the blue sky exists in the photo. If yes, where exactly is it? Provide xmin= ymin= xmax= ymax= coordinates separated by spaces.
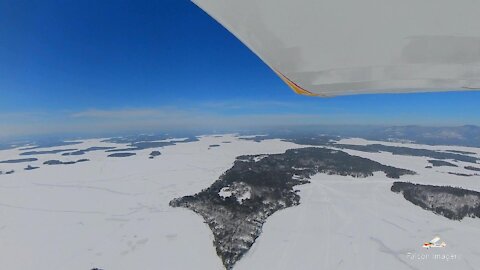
xmin=1 ymin=0 xmax=480 ymax=140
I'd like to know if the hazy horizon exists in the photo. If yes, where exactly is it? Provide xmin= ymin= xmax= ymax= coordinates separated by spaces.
xmin=1 ymin=0 xmax=480 ymax=140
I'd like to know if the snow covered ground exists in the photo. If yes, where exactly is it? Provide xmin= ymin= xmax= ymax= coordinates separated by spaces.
xmin=236 ymin=172 xmax=480 ymax=270
xmin=0 ymin=135 xmax=479 ymax=270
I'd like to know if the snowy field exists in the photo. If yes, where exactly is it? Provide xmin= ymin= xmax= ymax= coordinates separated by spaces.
xmin=0 ymin=135 xmax=479 ymax=270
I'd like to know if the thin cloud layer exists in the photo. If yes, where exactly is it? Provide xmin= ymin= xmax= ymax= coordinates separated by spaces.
xmin=1 ymin=99 xmax=478 ymax=141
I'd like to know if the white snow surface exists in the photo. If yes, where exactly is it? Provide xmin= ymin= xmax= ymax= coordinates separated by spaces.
xmin=253 ymin=155 xmax=268 ymax=162
xmin=219 ymin=182 xmax=251 ymax=204
xmin=219 ymin=187 xmax=233 ymax=199
xmin=0 ymin=135 xmax=479 ymax=270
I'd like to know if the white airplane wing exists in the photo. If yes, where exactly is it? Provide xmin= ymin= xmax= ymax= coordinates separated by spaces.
xmin=430 ymin=236 xmax=441 ymax=244
xmin=192 ymin=0 xmax=480 ymax=97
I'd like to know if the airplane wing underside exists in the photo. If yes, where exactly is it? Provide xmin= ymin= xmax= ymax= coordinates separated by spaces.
xmin=192 ymin=0 xmax=480 ymax=97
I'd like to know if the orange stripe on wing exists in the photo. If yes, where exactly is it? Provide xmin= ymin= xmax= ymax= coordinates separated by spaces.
xmin=273 ymin=69 xmax=320 ymax=97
